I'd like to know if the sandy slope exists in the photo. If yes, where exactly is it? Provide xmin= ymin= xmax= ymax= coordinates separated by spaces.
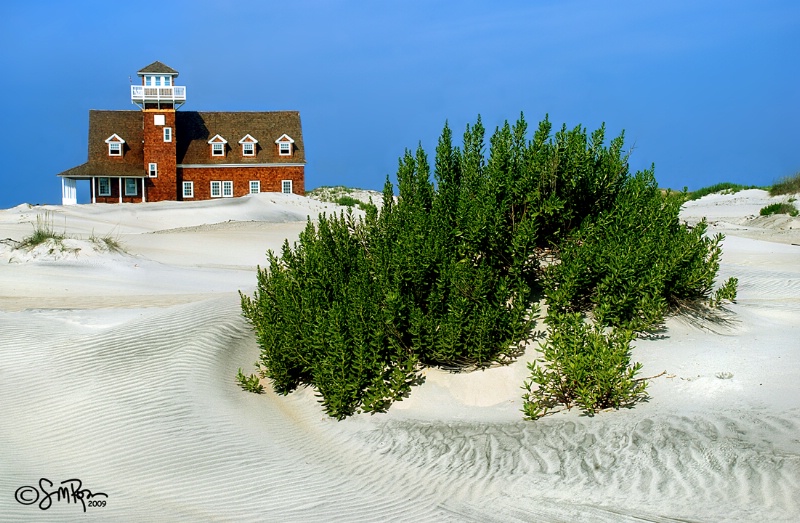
xmin=0 ymin=191 xmax=798 ymax=521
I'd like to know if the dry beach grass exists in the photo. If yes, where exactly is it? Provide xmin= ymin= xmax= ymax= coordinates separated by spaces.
xmin=0 ymin=190 xmax=798 ymax=521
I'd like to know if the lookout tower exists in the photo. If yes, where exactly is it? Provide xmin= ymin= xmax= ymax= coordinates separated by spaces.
xmin=133 ymin=61 xmax=182 ymax=201
xmin=130 ymin=61 xmax=186 ymax=110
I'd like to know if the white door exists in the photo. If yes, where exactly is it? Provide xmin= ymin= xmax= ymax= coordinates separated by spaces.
xmin=62 ymin=178 xmax=77 ymax=205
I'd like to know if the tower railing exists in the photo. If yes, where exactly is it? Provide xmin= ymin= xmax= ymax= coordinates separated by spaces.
xmin=131 ymin=85 xmax=186 ymax=103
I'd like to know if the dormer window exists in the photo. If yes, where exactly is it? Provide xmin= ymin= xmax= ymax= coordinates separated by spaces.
xmin=239 ymin=134 xmax=258 ymax=156
xmin=208 ymin=134 xmax=228 ymax=157
xmin=105 ymin=134 xmax=125 ymax=157
xmin=275 ymin=134 xmax=295 ymax=156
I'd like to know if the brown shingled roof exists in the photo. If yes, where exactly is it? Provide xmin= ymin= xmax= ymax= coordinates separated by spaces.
xmin=57 ymin=110 xmax=305 ymax=178
xmin=137 ymin=61 xmax=179 ymax=76
xmin=57 ymin=110 xmax=145 ymax=178
xmin=176 ymin=111 xmax=305 ymax=165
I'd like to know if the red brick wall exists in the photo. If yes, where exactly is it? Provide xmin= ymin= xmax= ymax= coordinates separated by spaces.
xmin=143 ymin=109 xmax=178 ymax=202
xmin=178 ymin=166 xmax=305 ymax=200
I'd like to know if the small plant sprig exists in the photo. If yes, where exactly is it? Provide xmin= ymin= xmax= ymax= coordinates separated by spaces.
xmin=236 ymin=368 xmax=264 ymax=394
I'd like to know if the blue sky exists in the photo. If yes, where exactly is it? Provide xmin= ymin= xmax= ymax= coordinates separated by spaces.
xmin=1 ymin=0 xmax=797 ymax=207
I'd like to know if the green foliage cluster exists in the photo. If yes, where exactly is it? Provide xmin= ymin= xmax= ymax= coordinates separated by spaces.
xmin=759 ymin=202 xmax=799 ymax=217
xmin=333 ymin=195 xmax=377 ymax=214
xmin=242 ymin=114 xmax=737 ymax=420
xmin=545 ymin=173 xmax=731 ymax=332
xmin=522 ymin=313 xmax=646 ymax=419
xmin=236 ymin=368 xmax=264 ymax=394
xmin=769 ymin=172 xmax=800 ymax=196
xmin=685 ymin=182 xmax=762 ymax=201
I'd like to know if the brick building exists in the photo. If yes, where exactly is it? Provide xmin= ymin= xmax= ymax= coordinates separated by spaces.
xmin=58 ymin=61 xmax=305 ymax=204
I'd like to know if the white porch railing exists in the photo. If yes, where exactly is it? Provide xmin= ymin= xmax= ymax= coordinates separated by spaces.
xmin=131 ymin=85 xmax=186 ymax=102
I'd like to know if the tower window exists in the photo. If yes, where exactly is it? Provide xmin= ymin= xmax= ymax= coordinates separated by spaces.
xmin=212 ymin=143 xmax=225 ymax=156
xmin=163 ymin=127 xmax=172 ymax=142
xmin=145 ymin=76 xmax=152 ymax=86
xmin=155 ymin=76 xmax=161 ymax=87
xmin=108 ymin=142 xmax=122 ymax=156
xmin=279 ymin=142 xmax=291 ymax=156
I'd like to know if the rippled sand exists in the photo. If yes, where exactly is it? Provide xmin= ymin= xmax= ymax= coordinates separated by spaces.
xmin=1 ymin=191 xmax=798 ymax=521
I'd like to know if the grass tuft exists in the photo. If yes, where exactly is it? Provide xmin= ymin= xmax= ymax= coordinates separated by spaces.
xmin=769 ymin=172 xmax=800 ymax=196
xmin=19 ymin=212 xmax=66 ymax=248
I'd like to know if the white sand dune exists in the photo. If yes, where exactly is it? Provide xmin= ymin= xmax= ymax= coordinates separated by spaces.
xmin=1 ymin=190 xmax=798 ymax=521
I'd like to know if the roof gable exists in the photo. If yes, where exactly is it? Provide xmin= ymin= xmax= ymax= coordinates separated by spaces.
xmin=275 ymin=133 xmax=295 ymax=144
xmin=208 ymin=134 xmax=228 ymax=144
xmin=104 ymin=133 xmax=125 ymax=143
xmin=137 ymin=61 xmax=179 ymax=76
xmin=238 ymin=134 xmax=258 ymax=144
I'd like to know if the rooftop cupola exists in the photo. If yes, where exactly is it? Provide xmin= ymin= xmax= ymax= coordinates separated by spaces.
xmin=131 ymin=61 xmax=186 ymax=110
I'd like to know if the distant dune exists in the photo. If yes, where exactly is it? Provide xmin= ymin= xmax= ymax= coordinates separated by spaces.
xmin=1 ymin=190 xmax=798 ymax=521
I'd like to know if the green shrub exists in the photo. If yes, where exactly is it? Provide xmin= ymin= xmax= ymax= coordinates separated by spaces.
xmin=522 ymin=313 xmax=646 ymax=419
xmin=545 ymin=172 xmax=737 ymax=332
xmin=770 ymin=172 xmax=800 ymax=196
xmin=333 ymin=195 xmax=361 ymax=207
xmin=759 ymin=202 xmax=799 ymax=217
xmin=242 ymin=114 xmax=736 ymax=419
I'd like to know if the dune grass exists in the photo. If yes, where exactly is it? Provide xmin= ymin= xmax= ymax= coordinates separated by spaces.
xmin=685 ymin=182 xmax=763 ymax=201
xmin=19 ymin=212 xmax=66 ymax=248
xmin=770 ymin=172 xmax=800 ymax=196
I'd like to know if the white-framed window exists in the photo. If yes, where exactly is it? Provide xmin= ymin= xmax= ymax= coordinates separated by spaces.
xmin=154 ymin=114 xmax=165 ymax=126
xmin=183 ymin=181 xmax=194 ymax=198
xmin=163 ymin=127 xmax=172 ymax=142
xmin=249 ymin=181 xmax=260 ymax=194
xmin=212 ymin=143 xmax=225 ymax=156
xmin=282 ymin=180 xmax=293 ymax=194
xmin=279 ymin=142 xmax=291 ymax=156
xmin=145 ymin=76 xmax=152 ymax=86
xmin=98 ymin=177 xmax=111 ymax=196
xmin=222 ymin=181 xmax=233 ymax=197
xmin=243 ymin=142 xmax=255 ymax=156
xmin=105 ymin=134 xmax=125 ymax=156
xmin=163 ymin=76 xmax=171 ymax=86
xmin=148 ymin=163 xmax=158 ymax=178
xmin=210 ymin=181 xmax=221 ymax=198
xmin=155 ymin=76 xmax=161 ymax=87
xmin=125 ymin=178 xmax=138 ymax=196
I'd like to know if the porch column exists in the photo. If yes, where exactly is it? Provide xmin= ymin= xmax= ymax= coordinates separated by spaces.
xmin=91 ymin=176 xmax=96 ymax=204
xmin=142 ymin=178 xmax=146 ymax=203
xmin=118 ymin=178 xmax=122 ymax=203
